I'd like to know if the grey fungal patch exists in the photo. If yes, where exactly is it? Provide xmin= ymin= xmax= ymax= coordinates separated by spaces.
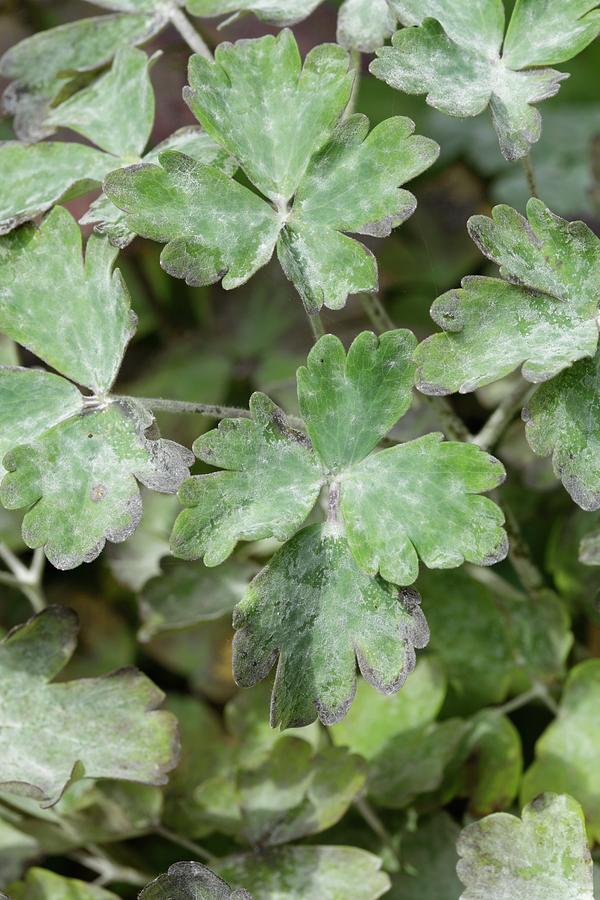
xmin=479 ymin=533 xmax=510 ymax=567
xmin=90 ymin=483 xmax=107 ymax=502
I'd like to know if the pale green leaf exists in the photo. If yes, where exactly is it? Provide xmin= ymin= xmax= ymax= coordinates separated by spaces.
xmin=297 ymin=330 xmax=416 ymax=471
xmin=106 ymin=492 xmax=178 ymax=590
xmin=0 ymin=142 xmax=115 ymax=236
xmin=185 ymin=31 xmax=352 ymax=203
xmin=185 ymin=0 xmax=323 ymax=25
xmin=82 ymin=127 xmax=237 ymax=248
xmin=0 ymin=368 xmax=82 ymax=478
xmin=340 ymin=433 xmax=507 ymax=585
xmin=104 ymin=151 xmax=281 ymax=289
xmin=0 ymin=606 xmax=178 ymax=807
xmin=0 ymin=400 xmax=192 ymax=570
xmin=371 ymin=0 xmax=594 ymax=160
xmin=0 ymin=818 xmax=39 ymax=885
xmin=215 ymin=846 xmax=390 ymax=900
xmin=140 ymin=861 xmax=253 ymax=900
xmin=457 ymin=793 xmax=594 ymax=900
xmin=504 ymin=0 xmax=600 ymax=68
xmin=170 ymin=393 xmax=324 ymax=567
xmin=138 ymin=556 xmax=254 ymax=640
xmin=415 ymin=200 xmax=600 ymax=395
xmin=238 ymin=737 xmax=366 ymax=846
xmin=524 ymin=350 xmax=600 ymax=510
xmin=45 ymin=46 xmax=156 ymax=159
xmin=522 ymin=660 xmax=600 ymax=842
xmin=453 ymin=711 xmax=523 ymax=816
xmin=0 ymin=14 xmax=164 ymax=142
xmin=580 ymin=528 xmax=600 ymax=565
xmin=9 ymin=869 xmax=119 ymax=900
xmin=337 ymin=0 xmax=397 ymax=53
xmin=233 ymin=524 xmax=429 ymax=728
xmin=388 ymin=813 xmax=461 ymax=900
xmin=0 ymin=207 xmax=136 ymax=393
xmin=105 ymin=32 xmax=436 ymax=311
xmin=331 ymin=656 xmax=447 ymax=759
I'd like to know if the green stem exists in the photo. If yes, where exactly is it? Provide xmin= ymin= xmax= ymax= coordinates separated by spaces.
xmin=118 ymin=395 xmax=304 ymax=431
xmin=344 ymin=50 xmax=362 ymax=120
xmin=307 ymin=310 xmax=326 ymax=341
xmin=522 ymin=154 xmax=538 ymax=199
xmin=0 ymin=542 xmax=46 ymax=612
xmin=359 ymin=292 xmax=395 ymax=333
xmin=500 ymin=500 xmax=549 ymax=602
xmin=424 ymin=396 xmax=472 ymax=442
xmin=354 ymin=796 xmax=401 ymax=867
xmin=70 ymin=848 xmax=150 ymax=887
xmin=169 ymin=6 xmax=213 ymax=59
xmin=472 ymin=378 xmax=533 ymax=451
xmin=155 ymin=824 xmax=215 ymax=863
xmin=496 ymin=682 xmax=558 ymax=717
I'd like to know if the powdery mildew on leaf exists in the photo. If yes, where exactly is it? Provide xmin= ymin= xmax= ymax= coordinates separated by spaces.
xmin=140 ymin=861 xmax=253 ymax=900
xmin=340 ymin=433 xmax=508 ymax=585
xmin=105 ymin=31 xmax=438 ymax=312
xmin=214 ymin=845 xmax=390 ymax=899
xmin=0 ymin=13 xmax=164 ymax=142
xmin=524 ymin=350 xmax=600 ymax=510
xmin=0 ymin=606 xmax=179 ymax=807
xmin=185 ymin=0 xmax=324 ymax=27
xmin=373 ymin=0 xmax=600 ymax=160
xmin=0 ymin=207 xmax=136 ymax=394
xmin=1 ymin=400 xmax=193 ymax=570
xmin=457 ymin=793 xmax=594 ymax=900
xmin=233 ymin=524 xmax=430 ymax=728
xmin=171 ymin=393 xmax=324 ymax=567
xmin=415 ymin=199 xmax=600 ymax=395
xmin=337 ymin=0 xmax=397 ymax=54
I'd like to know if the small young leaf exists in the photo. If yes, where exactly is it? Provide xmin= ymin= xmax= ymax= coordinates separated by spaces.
xmin=140 ymin=861 xmax=252 ymax=900
xmin=340 ymin=433 xmax=507 ymax=585
xmin=9 ymin=868 xmax=119 ymax=900
xmin=0 ymin=142 xmax=116 ymax=236
xmin=238 ymin=737 xmax=366 ymax=846
xmin=170 ymin=393 xmax=324 ymax=566
xmin=0 ymin=606 xmax=178 ymax=807
xmin=298 ymin=330 xmax=416 ymax=470
xmin=185 ymin=0 xmax=324 ymax=27
xmin=524 ymin=350 xmax=600 ymax=510
xmin=0 ymin=13 xmax=164 ymax=142
xmin=105 ymin=31 xmax=438 ymax=311
xmin=373 ymin=1 xmax=600 ymax=160
xmin=0 ymin=207 xmax=136 ymax=394
xmin=214 ymin=846 xmax=390 ymax=900
xmin=0 ymin=368 xmax=82 ymax=477
xmin=337 ymin=0 xmax=397 ymax=54
xmin=1 ymin=400 xmax=193 ymax=570
xmin=457 ymin=793 xmax=594 ymax=899
xmin=415 ymin=200 xmax=600 ymax=395
xmin=233 ymin=524 xmax=429 ymax=728
xmin=45 ymin=46 xmax=156 ymax=159
xmin=521 ymin=660 xmax=600 ymax=841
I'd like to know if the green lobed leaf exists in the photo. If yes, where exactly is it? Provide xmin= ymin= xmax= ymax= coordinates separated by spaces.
xmin=237 ymin=737 xmax=366 ymax=847
xmin=232 ymin=524 xmax=429 ymax=728
xmin=0 ymin=368 xmax=82 ymax=478
xmin=0 ymin=207 xmax=136 ymax=394
xmin=388 ymin=812 xmax=461 ymax=900
xmin=0 ymin=606 xmax=178 ymax=807
xmin=452 ymin=711 xmax=523 ymax=816
xmin=457 ymin=793 xmax=594 ymax=899
xmin=82 ymin=127 xmax=237 ymax=249
xmin=138 ymin=556 xmax=254 ymax=640
xmin=337 ymin=0 xmax=397 ymax=53
xmin=45 ymin=46 xmax=157 ymax=159
xmin=521 ymin=660 xmax=600 ymax=842
xmin=105 ymin=31 xmax=438 ymax=311
xmin=415 ymin=200 xmax=600 ymax=395
xmin=372 ymin=1 xmax=600 ymax=160
xmin=9 ymin=869 xmax=119 ymax=900
xmin=340 ymin=433 xmax=507 ymax=585
xmin=0 ymin=143 xmax=116 ymax=236
xmin=214 ymin=846 xmax=390 ymax=900
xmin=171 ymin=393 xmax=324 ymax=566
xmin=185 ymin=0 xmax=324 ymax=28
xmin=140 ymin=861 xmax=253 ymax=900
xmin=0 ymin=14 xmax=164 ymax=142
xmin=1 ymin=400 xmax=193 ymax=570
xmin=107 ymin=491 xmax=178 ymax=590
xmin=524 ymin=350 xmax=600 ymax=510
xmin=298 ymin=331 xmax=416 ymax=471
